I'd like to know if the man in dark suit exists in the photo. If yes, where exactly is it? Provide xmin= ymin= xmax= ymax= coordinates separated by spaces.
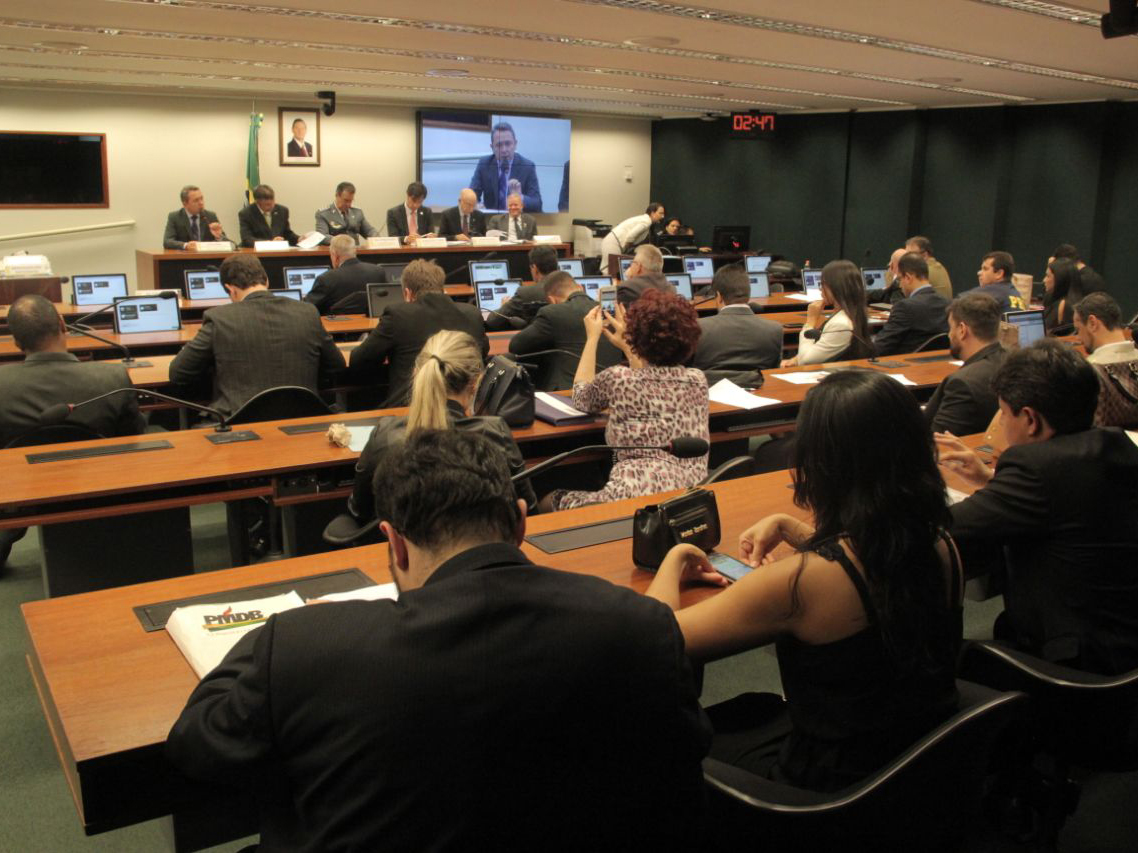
xmin=162 ymin=184 xmax=230 ymax=250
xmin=938 ymin=340 xmax=1138 ymax=675
xmin=468 ymin=121 xmax=543 ymax=212
xmin=286 ymin=117 xmax=313 ymax=157
xmin=167 ymin=430 xmax=709 ymax=852
xmin=925 ymin=291 xmax=1005 ymax=436
xmin=437 ymin=188 xmax=487 ymax=241
xmin=169 ymin=254 xmax=345 ymax=418
xmin=237 ymin=184 xmax=299 ymax=248
xmin=0 ymin=295 xmax=147 ymax=564
xmin=873 ymin=252 xmax=950 ymax=356
xmin=484 ymin=244 xmax=555 ymax=332
xmin=350 ymin=259 xmax=487 ymax=406
xmin=509 ymin=271 xmax=623 ymax=390
xmin=487 ymin=193 xmax=537 ymax=241
xmin=385 ymin=181 xmax=435 ymax=244
xmin=315 ymin=181 xmax=379 ymax=245
xmin=692 ymin=264 xmax=781 ymax=388
xmin=304 ymin=235 xmax=386 ymax=315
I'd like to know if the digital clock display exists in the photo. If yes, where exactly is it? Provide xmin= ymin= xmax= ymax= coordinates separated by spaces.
xmin=729 ymin=112 xmax=776 ymax=138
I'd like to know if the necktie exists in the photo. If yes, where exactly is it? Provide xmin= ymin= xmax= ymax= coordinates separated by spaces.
xmin=190 ymin=215 xmax=200 ymax=242
xmin=510 ymin=217 xmax=518 ymax=240
xmin=408 ymin=208 xmax=419 ymax=237
xmin=498 ymin=161 xmax=509 ymax=210
xmin=462 ymin=213 xmax=469 ymax=233
xmin=263 ymin=209 xmax=272 ymax=227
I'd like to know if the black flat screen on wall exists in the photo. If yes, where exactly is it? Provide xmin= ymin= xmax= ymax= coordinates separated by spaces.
xmin=0 ymin=132 xmax=109 ymax=207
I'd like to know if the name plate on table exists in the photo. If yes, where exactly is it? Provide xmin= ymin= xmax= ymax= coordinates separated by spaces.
xmin=254 ymin=240 xmax=292 ymax=251
xmin=414 ymin=237 xmax=447 ymax=248
xmin=194 ymin=241 xmax=234 ymax=252
xmin=365 ymin=237 xmax=400 ymax=250
xmin=532 ymin=235 xmax=562 ymax=244
xmin=471 ymin=236 xmax=501 ymax=247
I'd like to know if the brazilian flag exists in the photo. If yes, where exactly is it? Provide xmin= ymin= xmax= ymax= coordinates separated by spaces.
xmin=245 ymin=112 xmax=263 ymax=205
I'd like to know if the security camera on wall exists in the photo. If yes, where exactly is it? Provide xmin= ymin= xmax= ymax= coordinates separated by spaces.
xmin=316 ymin=91 xmax=336 ymax=117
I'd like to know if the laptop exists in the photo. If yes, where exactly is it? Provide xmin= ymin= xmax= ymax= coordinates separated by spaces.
xmin=576 ymin=275 xmax=612 ymax=301
xmin=1004 ymin=309 xmax=1046 ymax=347
xmin=282 ymin=266 xmax=330 ymax=298
xmin=683 ymin=256 xmax=714 ymax=286
xmin=557 ymin=258 xmax=585 ymax=278
xmin=468 ymin=260 xmax=510 ymax=285
xmin=273 ymin=288 xmax=302 ymax=301
xmin=745 ymin=255 xmax=772 ymax=274
xmin=366 ymin=283 xmax=403 ymax=318
xmin=802 ymin=269 xmax=824 ymax=300
xmin=748 ymin=272 xmax=770 ymax=299
xmin=378 ymin=263 xmax=408 ymax=284
xmin=664 ymin=273 xmax=693 ymax=300
xmin=112 ymin=295 xmax=182 ymax=334
xmin=183 ymin=269 xmax=227 ymax=300
xmin=618 ymin=257 xmax=634 ymax=280
xmin=475 ymin=278 xmax=522 ymax=320
xmin=862 ymin=268 xmax=888 ymax=291
xmin=71 ymin=273 xmax=128 ymax=306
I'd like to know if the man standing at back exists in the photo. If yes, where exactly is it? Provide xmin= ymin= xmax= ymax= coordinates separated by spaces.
xmin=170 ymin=254 xmax=345 ymax=419
xmin=692 ymin=264 xmax=782 ymax=387
xmin=905 ymin=235 xmax=953 ymax=300
xmin=484 ymin=244 xmax=556 ymax=332
xmin=925 ymin=292 xmax=1005 ymax=436
xmin=873 ymin=252 xmax=950 ymax=356
xmin=351 ymin=259 xmax=487 ymax=406
xmin=163 ymin=185 xmax=230 ymax=250
xmin=168 ymin=430 xmax=709 ymax=852
xmin=305 ymin=235 xmax=387 ymax=315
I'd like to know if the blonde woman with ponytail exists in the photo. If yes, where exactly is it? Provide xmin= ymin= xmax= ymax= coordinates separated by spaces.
xmin=348 ymin=330 xmax=536 ymax=523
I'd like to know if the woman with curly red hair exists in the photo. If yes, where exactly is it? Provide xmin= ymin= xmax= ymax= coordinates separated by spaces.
xmin=543 ymin=290 xmax=709 ymax=511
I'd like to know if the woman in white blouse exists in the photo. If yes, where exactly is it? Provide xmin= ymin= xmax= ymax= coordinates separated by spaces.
xmin=782 ymin=260 xmax=873 ymax=367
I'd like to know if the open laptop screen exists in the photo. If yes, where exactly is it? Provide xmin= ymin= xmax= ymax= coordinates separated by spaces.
xmin=273 ymin=288 xmax=302 ymax=301
xmin=476 ymin=279 xmax=522 ymax=314
xmin=1004 ymin=309 xmax=1046 ymax=347
xmin=366 ymin=283 xmax=402 ymax=318
xmin=745 ymin=255 xmax=772 ymax=274
xmin=802 ymin=269 xmax=824 ymax=300
xmin=664 ymin=273 xmax=693 ymax=300
xmin=184 ymin=269 xmax=227 ymax=300
xmin=576 ymin=276 xmax=611 ymax=300
xmin=72 ymin=273 xmax=128 ymax=306
xmin=112 ymin=295 xmax=181 ymax=334
xmin=683 ymin=256 xmax=714 ymax=286
xmin=862 ymin=268 xmax=888 ymax=291
xmin=468 ymin=260 xmax=510 ymax=285
xmin=749 ymin=272 xmax=770 ymax=299
xmin=557 ymin=258 xmax=584 ymax=278
xmin=618 ymin=257 xmax=634 ymax=280
xmin=282 ymin=266 xmax=329 ymax=298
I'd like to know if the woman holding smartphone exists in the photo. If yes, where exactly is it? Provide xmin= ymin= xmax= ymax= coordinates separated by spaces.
xmin=646 ymin=369 xmax=963 ymax=792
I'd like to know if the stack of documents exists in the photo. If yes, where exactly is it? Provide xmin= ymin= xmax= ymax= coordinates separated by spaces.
xmin=535 ymin=392 xmax=593 ymax=425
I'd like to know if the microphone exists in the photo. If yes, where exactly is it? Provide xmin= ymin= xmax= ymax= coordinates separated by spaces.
xmin=66 ymin=323 xmax=136 ymax=364
xmin=803 ymin=325 xmax=878 ymax=364
xmin=512 ymin=436 xmax=708 ymax=484
xmin=40 ymin=387 xmax=234 ymax=433
xmin=72 ymin=291 xmax=178 ymax=328
xmin=482 ymin=307 xmax=527 ymax=330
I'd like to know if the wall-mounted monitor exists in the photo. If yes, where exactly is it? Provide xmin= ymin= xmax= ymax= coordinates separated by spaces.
xmin=0 ymin=132 xmax=108 ymax=207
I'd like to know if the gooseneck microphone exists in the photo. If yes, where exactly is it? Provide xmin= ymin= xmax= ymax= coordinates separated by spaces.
xmin=512 ymin=436 xmax=709 ymax=484
xmin=72 ymin=291 xmax=178 ymax=328
xmin=802 ymin=325 xmax=879 ymax=364
xmin=41 ymin=387 xmax=233 ymax=433
xmin=66 ymin=324 xmax=136 ymax=364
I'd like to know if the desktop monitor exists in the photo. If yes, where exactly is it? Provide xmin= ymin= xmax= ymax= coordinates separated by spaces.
xmin=475 ymin=279 xmax=522 ymax=318
xmin=282 ymin=266 xmax=330 ymax=298
xmin=71 ymin=273 xmax=128 ymax=306
xmin=618 ymin=257 xmax=634 ymax=280
xmin=1004 ymin=309 xmax=1046 ymax=347
xmin=862 ymin=268 xmax=888 ymax=291
xmin=366 ymin=283 xmax=403 ymax=318
xmin=183 ymin=269 xmax=227 ymax=300
xmin=683 ymin=256 xmax=714 ymax=286
xmin=664 ymin=273 xmax=693 ymax=300
xmin=745 ymin=255 xmax=772 ymax=274
xmin=748 ymin=272 xmax=770 ymax=299
xmin=712 ymin=225 xmax=750 ymax=252
xmin=273 ymin=288 xmax=302 ymax=301
xmin=557 ymin=258 xmax=585 ymax=278
xmin=112 ymin=295 xmax=181 ymax=334
xmin=468 ymin=260 xmax=510 ymax=285
xmin=576 ymin=276 xmax=612 ymax=300
xmin=802 ymin=269 xmax=824 ymax=300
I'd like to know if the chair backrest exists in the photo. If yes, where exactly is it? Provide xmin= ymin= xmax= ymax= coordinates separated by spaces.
xmin=702 ymin=680 xmax=1028 ymax=850
xmin=915 ymin=332 xmax=950 ymax=352
xmin=1048 ymin=322 xmax=1075 ymax=337
xmin=4 ymin=423 xmax=104 ymax=448
xmin=701 ymin=455 xmax=757 ymax=484
xmin=328 ymin=290 xmax=369 ymax=315
xmin=226 ymin=386 xmax=333 ymax=425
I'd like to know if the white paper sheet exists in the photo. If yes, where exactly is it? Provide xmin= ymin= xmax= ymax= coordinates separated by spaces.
xmin=308 ymin=583 xmax=399 ymax=603
xmin=768 ymin=371 xmax=828 ymax=385
xmin=884 ymin=374 xmax=917 ymax=386
xmin=296 ymin=231 xmax=325 ymax=249
xmin=535 ymin=391 xmax=588 ymax=417
xmin=708 ymin=378 xmax=782 ymax=410
xmin=346 ymin=425 xmax=375 ymax=452
xmin=783 ymin=293 xmax=815 ymax=302
xmin=945 ymin=487 xmax=969 ymax=505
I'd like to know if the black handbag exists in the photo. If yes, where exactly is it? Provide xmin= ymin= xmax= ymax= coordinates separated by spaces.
xmin=474 ymin=355 xmax=535 ymax=427
xmin=632 ymin=488 xmax=721 ymax=570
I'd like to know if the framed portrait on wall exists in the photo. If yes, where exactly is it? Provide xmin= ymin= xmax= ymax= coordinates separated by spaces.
xmin=279 ymin=107 xmax=320 ymax=166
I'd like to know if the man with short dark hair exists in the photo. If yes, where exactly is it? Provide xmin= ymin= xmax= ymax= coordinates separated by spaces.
xmin=315 ymin=181 xmax=379 ymax=245
xmin=938 ymin=339 xmax=1138 ymax=675
xmin=469 ymin=121 xmax=542 ymax=212
xmin=304 ymin=235 xmax=387 ymax=315
xmin=1074 ymin=292 xmax=1137 ymax=365
xmin=386 ymin=181 xmax=435 ymax=244
xmin=163 ymin=185 xmax=230 ymax=250
xmin=967 ymin=251 xmax=1026 ymax=313
xmin=1050 ymin=242 xmax=1106 ymax=294
xmin=438 ymin=188 xmax=487 ymax=241
xmin=618 ymin=243 xmax=675 ymax=307
xmin=168 ymin=430 xmax=709 ymax=851
xmin=872 ymin=252 xmax=950 ymax=356
xmin=600 ymin=203 xmax=668 ymax=271
xmin=237 ymin=184 xmax=299 ymax=247
xmin=170 ymin=254 xmax=345 ymax=418
xmin=509 ymin=272 xmax=623 ymax=390
xmin=484 ymin=244 xmax=555 ymax=332
xmin=692 ymin=264 xmax=781 ymax=387
xmin=350 ymin=259 xmax=487 ymax=406
xmin=904 ymin=235 xmax=952 ymax=300
xmin=925 ymin=291 xmax=1005 ymax=435
xmin=286 ymin=117 xmax=313 ymax=157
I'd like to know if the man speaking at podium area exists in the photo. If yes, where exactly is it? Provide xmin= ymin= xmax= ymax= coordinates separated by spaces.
xmin=167 ymin=430 xmax=710 ymax=852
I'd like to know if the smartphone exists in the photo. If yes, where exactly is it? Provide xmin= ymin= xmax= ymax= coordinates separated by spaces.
xmin=598 ymin=284 xmax=617 ymax=316
xmin=707 ymin=551 xmax=754 ymax=583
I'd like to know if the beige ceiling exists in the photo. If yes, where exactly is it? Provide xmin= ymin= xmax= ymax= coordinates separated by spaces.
xmin=0 ymin=0 xmax=1135 ymax=117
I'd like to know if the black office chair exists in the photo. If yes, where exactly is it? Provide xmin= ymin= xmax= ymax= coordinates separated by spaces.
xmin=701 ymin=455 xmax=756 ymax=484
xmin=4 ymin=423 xmax=104 ymax=448
xmin=328 ymin=291 xmax=369 ymax=315
xmin=914 ymin=332 xmax=950 ymax=353
xmin=701 ymin=680 xmax=1029 ymax=852
xmin=1048 ymin=323 xmax=1075 ymax=337
xmin=226 ymin=386 xmax=333 ymax=426
xmin=322 ymin=513 xmax=381 ymax=548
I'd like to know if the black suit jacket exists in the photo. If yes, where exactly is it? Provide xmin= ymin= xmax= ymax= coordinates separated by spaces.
xmin=169 ymin=290 xmax=345 ymax=418
xmin=692 ymin=304 xmax=783 ymax=387
xmin=286 ymin=138 xmax=313 ymax=157
xmin=508 ymin=292 xmax=623 ymax=390
xmin=0 ymin=352 xmax=145 ymax=447
xmin=163 ymin=208 xmax=230 ymax=250
xmin=924 ymin=342 xmax=1005 ymax=436
xmin=350 ymin=291 xmax=488 ymax=407
xmin=304 ymin=258 xmax=387 ymax=315
xmin=950 ymin=428 xmax=1138 ymax=674
xmin=167 ymin=543 xmax=710 ymax=853
xmin=237 ymin=203 xmax=300 ymax=247
xmin=873 ymin=285 xmax=950 ymax=356
xmin=385 ymin=204 xmax=433 ymax=239
xmin=437 ymin=206 xmax=487 ymax=239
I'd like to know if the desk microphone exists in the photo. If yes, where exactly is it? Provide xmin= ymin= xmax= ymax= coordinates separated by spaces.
xmin=512 ymin=436 xmax=708 ymax=484
xmin=482 ymin=307 xmax=528 ymax=330
xmin=72 ymin=291 xmax=178 ymax=329
xmin=41 ymin=387 xmax=235 ymax=434
xmin=802 ymin=325 xmax=879 ymax=364
xmin=505 ymin=348 xmax=585 ymax=370
xmin=66 ymin=323 xmax=137 ymax=364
